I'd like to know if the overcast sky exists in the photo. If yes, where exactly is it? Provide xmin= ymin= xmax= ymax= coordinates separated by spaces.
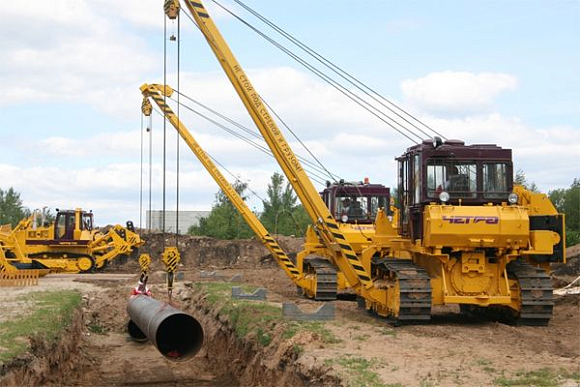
xmin=0 ymin=0 xmax=578 ymax=226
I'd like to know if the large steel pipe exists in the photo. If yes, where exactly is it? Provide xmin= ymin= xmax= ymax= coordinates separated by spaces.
xmin=127 ymin=294 xmax=204 ymax=360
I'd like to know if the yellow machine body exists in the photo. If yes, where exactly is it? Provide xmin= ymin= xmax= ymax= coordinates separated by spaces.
xmin=0 ymin=209 xmax=143 ymax=274
xmin=423 ymin=204 xmax=530 ymax=249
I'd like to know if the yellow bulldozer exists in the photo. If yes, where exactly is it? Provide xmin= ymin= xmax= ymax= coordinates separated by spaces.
xmin=0 ymin=208 xmax=143 ymax=274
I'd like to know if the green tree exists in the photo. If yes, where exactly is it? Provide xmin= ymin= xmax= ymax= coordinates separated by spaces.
xmin=188 ymin=181 xmax=253 ymax=239
xmin=260 ymin=172 xmax=310 ymax=236
xmin=0 ymin=187 xmax=30 ymax=227
xmin=549 ymin=178 xmax=580 ymax=246
xmin=514 ymin=169 xmax=539 ymax=192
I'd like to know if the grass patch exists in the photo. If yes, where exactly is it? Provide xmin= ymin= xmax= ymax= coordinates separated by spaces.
xmin=0 ymin=290 xmax=81 ymax=364
xmin=293 ymin=344 xmax=304 ymax=355
xmin=326 ymin=355 xmax=389 ymax=387
xmin=379 ymin=328 xmax=397 ymax=337
xmin=495 ymin=368 xmax=580 ymax=387
xmin=194 ymin=282 xmax=256 ymax=305
xmin=195 ymin=282 xmax=342 ymax=348
xmin=476 ymin=358 xmax=492 ymax=366
xmin=353 ymin=333 xmax=370 ymax=341
xmin=88 ymin=323 xmax=106 ymax=335
xmin=283 ymin=321 xmax=342 ymax=344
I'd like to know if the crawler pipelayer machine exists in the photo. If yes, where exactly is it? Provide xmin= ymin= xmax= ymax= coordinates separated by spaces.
xmin=153 ymin=0 xmax=565 ymax=325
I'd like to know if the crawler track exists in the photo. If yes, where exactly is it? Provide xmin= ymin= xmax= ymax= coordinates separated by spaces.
xmin=374 ymin=259 xmax=432 ymax=323
xmin=304 ymin=257 xmax=337 ymax=301
xmin=508 ymin=261 xmax=554 ymax=326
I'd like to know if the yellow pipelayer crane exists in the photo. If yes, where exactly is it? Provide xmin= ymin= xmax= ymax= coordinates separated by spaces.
xmin=172 ymin=0 xmax=565 ymax=325
xmin=140 ymin=84 xmax=308 ymax=290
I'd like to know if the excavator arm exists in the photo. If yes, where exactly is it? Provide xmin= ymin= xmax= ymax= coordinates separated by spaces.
xmin=140 ymin=83 xmax=305 ymax=286
xmin=179 ymin=0 xmax=374 ymax=293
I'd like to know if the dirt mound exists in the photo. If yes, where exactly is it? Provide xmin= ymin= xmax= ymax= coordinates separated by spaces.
xmin=116 ymin=233 xmax=304 ymax=272
xmin=552 ymin=244 xmax=580 ymax=280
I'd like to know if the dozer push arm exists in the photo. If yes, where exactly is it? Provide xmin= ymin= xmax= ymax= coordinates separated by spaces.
xmin=140 ymin=83 xmax=304 ymax=285
xmin=88 ymin=225 xmax=143 ymax=267
xmin=181 ymin=0 xmax=374 ymax=292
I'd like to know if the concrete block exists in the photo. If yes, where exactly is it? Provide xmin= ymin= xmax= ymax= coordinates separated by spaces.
xmin=164 ymin=272 xmax=184 ymax=281
xmin=200 ymin=270 xmax=217 ymax=278
xmin=231 ymin=286 xmax=267 ymax=301
xmin=282 ymin=302 xmax=335 ymax=321
xmin=228 ymin=274 xmax=243 ymax=282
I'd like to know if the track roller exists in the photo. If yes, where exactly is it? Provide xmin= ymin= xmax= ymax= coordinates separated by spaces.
xmin=303 ymin=256 xmax=337 ymax=301
xmin=372 ymin=259 xmax=432 ymax=324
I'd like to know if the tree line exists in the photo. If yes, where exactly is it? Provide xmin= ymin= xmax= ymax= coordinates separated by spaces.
xmin=0 ymin=188 xmax=56 ymax=228
xmin=2 ymin=171 xmax=578 ymax=247
xmin=188 ymin=172 xmax=310 ymax=238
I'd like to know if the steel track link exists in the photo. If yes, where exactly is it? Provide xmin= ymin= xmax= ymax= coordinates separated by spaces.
xmin=304 ymin=257 xmax=337 ymax=301
xmin=508 ymin=261 xmax=554 ymax=326
xmin=374 ymin=259 xmax=432 ymax=323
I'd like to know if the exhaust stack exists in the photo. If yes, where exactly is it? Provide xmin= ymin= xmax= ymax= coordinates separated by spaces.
xmin=127 ymin=294 xmax=204 ymax=360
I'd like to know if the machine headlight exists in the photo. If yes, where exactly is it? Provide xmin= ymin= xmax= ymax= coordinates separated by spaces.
xmin=508 ymin=192 xmax=519 ymax=204
xmin=341 ymin=214 xmax=349 ymax=222
xmin=439 ymin=191 xmax=450 ymax=203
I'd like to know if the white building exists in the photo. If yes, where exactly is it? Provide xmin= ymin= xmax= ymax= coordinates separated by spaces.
xmin=146 ymin=210 xmax=211 ymax=234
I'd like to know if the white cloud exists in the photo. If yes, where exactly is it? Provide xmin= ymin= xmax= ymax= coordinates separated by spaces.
xmin=0 ymin=1 xmax=576 ymax=227
xmin=427 ymin=113 xmax=580 ymax=190
xmin=401 ymin=71 xmax=518 ymax=114
xmin=0 ymin=0 xmax=156 ymax=120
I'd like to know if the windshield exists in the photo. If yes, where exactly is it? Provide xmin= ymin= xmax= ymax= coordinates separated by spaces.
xmin=427 ymin=160 xmax=477 ymax=198
xmin=334 ymin=195 xmax=388 ymax=222
xmin=82 ymin=213 xmax=94 ymax=231
xmin=483 ymin=163 xmax=509 ymax=198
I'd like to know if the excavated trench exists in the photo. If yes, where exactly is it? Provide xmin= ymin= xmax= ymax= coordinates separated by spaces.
xmin=0 ymin=235 xmax=334 ymax=387
xmin=0 ymin=283 xmax=332 ymax=387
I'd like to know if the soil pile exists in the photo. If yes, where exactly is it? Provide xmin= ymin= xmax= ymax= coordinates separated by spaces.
xmin=118 ymin=233 xmax=304 ymax=272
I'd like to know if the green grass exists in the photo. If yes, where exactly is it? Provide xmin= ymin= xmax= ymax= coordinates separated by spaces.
xmin=0 ymin=290 xmax=81 ymax=364
xmin=379 ymin=327 xmax=397 ymax=337
xmin=195 ymin=281 xmax=342 ymax=349
xmin=194 ymin=281 xmax=256 ymax=305
xmin=326 ymin=355 xmax=389 ymax=387
xmin=475 ymin=358 xmax=492 ymax=366
xmin=88 ymin=323 xmax=105 ymax=334
xmin=495 ymin=368 xmax=580 ymax=387
xmin=283 ymin=321 xmax=342 ymax=344
xmin=353 ymin=333 xmax=370 ymax=341
xmin=293 ymin=344 xmax=304 ymax=355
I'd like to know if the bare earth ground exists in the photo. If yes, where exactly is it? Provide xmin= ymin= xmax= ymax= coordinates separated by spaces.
xmin=191 ymin=267 xmax=580 ymax=387
xmin=1 ymin=236 xmax=579 ymax=386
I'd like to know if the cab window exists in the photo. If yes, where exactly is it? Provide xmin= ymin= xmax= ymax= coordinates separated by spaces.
xmin=483 ymin=163 xmax=508 ymax=198
xmin=427 ymin=160 xmax=477 ymax=198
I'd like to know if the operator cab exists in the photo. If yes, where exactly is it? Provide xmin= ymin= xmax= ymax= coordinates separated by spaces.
xmin=396 ymin=138 xmax=513 ymax=239
xmin=54 ymin=209 xmax=94 ymax=240
xmin=320 ymin=179 xmax=391 ymax=224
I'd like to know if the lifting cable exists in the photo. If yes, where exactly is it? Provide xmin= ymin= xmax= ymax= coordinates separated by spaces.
xmin=148 ymin=114 xmax=153 ymax=235
xmin=180 ymin=6 xmax=379 ymax=188
xmin=208 ymin=0 xmax=424 ymax=144
xmin=151 ymin=104 xmax=303 ymax=210
xmin=167 ymin=95 xmax=329 ymax=185
xmin=179 ymin=7 xmax=408 ymax=186
xmin=176 ymin=12 xmax=181 ymax=242
xmin=174 ymin=90 xmax=340 ymax=182
xmin=163 ymin=11 xmax=168 ymax=248
xmin=139 ymin=114 xmax=144 ymax=234
xmin=229 ymin=0 xmax=446 ymax=141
